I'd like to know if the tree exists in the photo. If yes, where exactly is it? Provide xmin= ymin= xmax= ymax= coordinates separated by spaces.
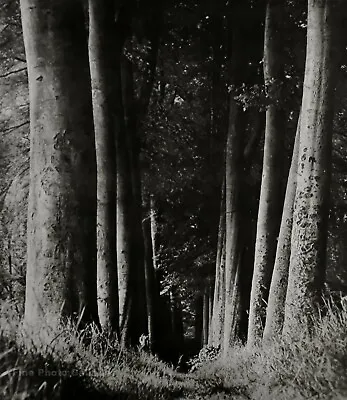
xmin=116 ymin=71 xmax=138 ymax=345
xmin=283 ymin=0 xmax=339 ymax=334
xmin=21 ymin=0 xmax=97 ymax=332
xmin=223 ymin=97 xmax=243 ymax=355
xmin=202 ymin=280 xmax=213 ymax=346
xmin=222 ymin=1 xmax=265 ymax=355
xmin=209 ymin=183 xmax=226 ymax=346
xmin=263 ymin=118 xmax=301 ymax=340
xmin=142 ymin=192 xmax=160 ymax=351
xmin=88 ymin=0 xmax=119 ymax=332
xmin=116 ymin=1 xmax=161 ymax=345
xmin=247 ymin=0 xmax=286 ymax=347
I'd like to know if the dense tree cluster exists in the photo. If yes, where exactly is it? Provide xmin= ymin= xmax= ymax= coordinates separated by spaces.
xmin=0 ymin=0 xmax=347 ymax=364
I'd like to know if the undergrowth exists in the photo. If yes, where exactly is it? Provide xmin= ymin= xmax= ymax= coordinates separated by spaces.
xmin=0 ymin=300 xmax=199 ymax=399
xmin=195 ymin=298 xmax=347 ymax=399
xmin=2 ymin=298 xmax=347 ymax=399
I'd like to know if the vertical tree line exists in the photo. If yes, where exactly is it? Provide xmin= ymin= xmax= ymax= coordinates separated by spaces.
xmin=17 ymin=0 xmax=347 ymax=359
xmin=207 ymin=0 xmax=344 ymax=354
xmin=20 ymin=0 xmax=171 ymax=349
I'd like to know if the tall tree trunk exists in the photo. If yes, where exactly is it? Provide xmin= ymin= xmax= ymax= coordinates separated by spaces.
xmin=88 ymin=0 xmax=118 ymax=332
xmin=118 ymin=26 xmax=160 ymax=344
xmin=121 ymin=55 xmax=148 ymax=344
xmin=202 ymin=285 xmax=211 ymax=346
xmin=150 ymin=195 xmax=158 ymax=270
xmin=209 ymin=181 xmax=225 ymax=347
xmin=142 ymin=192 xmax=159 ymax=351
xmin=229 ymin=257 xmax=242 ymax=342
xmin=210 ymin=240 xmax=226 ymax=347
xmin=21 ymin=0 xmax=97 ymax=331
xmin=247 ymin=0 xmax=285 ymax=347
xmin=208 ymin=282 xmax=214 ymax=337
xmin=116 ymin=95 xmax=135 ymax=346
xmin=223 ymin=98 xmax=242 ymax=356
xmin=283 ymin=0 xmax=338 ymax=334
xmin=194 ymin=294 xmax=203 ymax=346
xmin=263 ymin=118 xmax=300 ymax=341
xmin=222 ymin=1 xmax=265 ymax=354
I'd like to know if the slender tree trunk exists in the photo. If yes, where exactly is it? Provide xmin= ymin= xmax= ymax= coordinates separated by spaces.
xmin=194 ymin=294 xmax=203 ymax=346
xmin=116 ymin=98 xmax=134 ymax=346
xmin=223 ymin=98 xmax=242 ymax=356
xmin=202 ymin=285 xmax=210 ymax=346
xmin=263 ymin=118 xmax=300 ymax=341
xmin=88 ymin=0 xmax=118 ymax=332
xmin=209 ymin=181 xmax=225 ymax=347
xmin=283 ymin=0 xmax=338 ymax=334
xmin=142 ymin=193 xmax=159 ymax=351
xmin=222 ymin=0 xmax=265 ymax=353
xmin=21 ymin=0 xmax=97 ymax=331
xmin=118 ymin=28 xmax=160 ymax=344
xmin=229 ymin=257 xmax=242 ymax=342
xmin=248 ymin=0 xmax=285 ymax=347
xmin=210 ymin=240 xmax=226 ymax=348
xmin=121 ymin=55 xmax=148 ymax=344
xmin=150 ymin=195 xmax=158 ymax=270
xmin=208 ymin=282 xmax=213 ymax=337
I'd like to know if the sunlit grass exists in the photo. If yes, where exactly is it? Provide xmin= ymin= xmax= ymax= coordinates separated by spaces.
xmin=0 ymin=301 xmax=199 ymax=399
xmin=2 ymin=296 xmax=347 ymax=399
xmin=195 ymin=296 xmax=347 ymax=399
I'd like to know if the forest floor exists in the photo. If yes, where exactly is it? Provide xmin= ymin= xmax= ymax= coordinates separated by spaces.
xmin=1 ymin=299 xmax=347 ymax=400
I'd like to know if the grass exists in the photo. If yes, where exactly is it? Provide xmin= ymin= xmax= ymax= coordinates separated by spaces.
xmin=2 ymin=298 xmax=347 ymax=399
xmin=195 ymin=299 xmax=347 ymax=399
xmin=0 ymin=301 xmax=201 ymax=399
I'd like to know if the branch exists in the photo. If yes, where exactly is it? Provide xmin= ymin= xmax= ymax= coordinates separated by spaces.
xmin=0 ymin=67 xmax=27 ymax=78
xmin=0 ymin=24 xmax=9 ymax=34
xmin=14 ymin=57 xmax=26 ymax=63
xmin=2 ymin=120 xmax=29 ymax=133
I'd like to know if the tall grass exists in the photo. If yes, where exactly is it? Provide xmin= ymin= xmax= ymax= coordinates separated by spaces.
xmin=195 ymin=297 xmax=347 ymax=399
xmin=2 ymin=297 xmax=347 ymax=399
xmin=0 ymin=300 xmax=199 ymax=399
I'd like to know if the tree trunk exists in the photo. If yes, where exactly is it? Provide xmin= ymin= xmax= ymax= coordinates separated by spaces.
xmin=209 ymin=181 xmax=225 ymax=347
xmin=229 ymin=257 xmax=242 ymax=342
xmin=222 ymin=1 xmax=265 ymax=353
xmin=194 ymin=294 xmax=203 ymax=346
xmin=21 ymin=0 xmax=97 ymax=331
xmin=283 ymin=0 xmax=338 ymax=334
xmin=142 ymin=193 xmax=159 ymax=351
xmin=223 ymin=97 xmax=243 ymax=356
xmin=208 ymin=282 xmax=213 ymax=337
xmin=202 ymin=285 xmax=211 ymax=347
xmin=121 ymin=55 xmax=148 ymax=345
xmin=263 ymin=117 xmax=300 ymax=341
xmin=150 ymin=195 xmax=158 ymax=270
xmin=210 ymin=239 xmax=226 ymax=348
xmin=88 ymin=0 xmax=118 ymax=332
xmin=116 ymin=98 xmax=135 ymax=346
xmin=248 ymin=0 xmax=285 ymax=347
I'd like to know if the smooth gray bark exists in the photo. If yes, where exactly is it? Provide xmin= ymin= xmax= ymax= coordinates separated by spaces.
xmin=263 ymin=118 xmax=300 ymax=341
xmin=223 ymin=97 xmax=242 ymax=356
xmin=22 ymin=0 xmax=97 ymax=333
xmin=88 ymin=0 xmax=118 ymax=332
xmin=283 ymin=0 xmax=338 ymax=335
xmin=209 ymin=181 xmax=225 ymax=347
xmin=248 ymin=0 xmax=285 ymax=347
